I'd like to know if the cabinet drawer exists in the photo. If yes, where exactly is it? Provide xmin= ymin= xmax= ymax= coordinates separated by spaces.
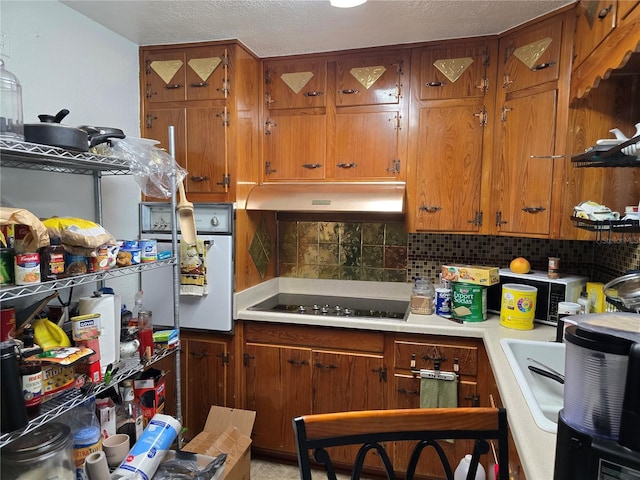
xmin=394 ymin=340 xmax=478 ymax=375
xmin=244 ymin=322 xmax=384 ymax=353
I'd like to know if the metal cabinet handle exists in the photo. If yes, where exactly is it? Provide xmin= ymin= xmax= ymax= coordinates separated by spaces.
xmin=164 ymin=84 xmax=184 ymax=90
xmin=424 ymin=81 xmax=446 ymax=87
xmin=522 ymin=206 xmax=546 ymax=214
xmin=191 ymin=176 xmax=209 ymax=182
xmin=302 ymin=163 xmax=322 ymax=169
xmin=336 ymin=162 xmax=357 ymax=169
xmin=598 ymin=5 xmax=612 ymax=19
xmin=339 ymin=89 xmax=359 ymax=95
xmin=189 ymin=82 xmax=208 ymax=88
xmin=287 ymin=359 xmax=309 ymax=366
xmin=419 ymin=205 xmax=442 ymax=213
xmin=303 ymin=91 xmax=324 ymax=97
xmin=397 ymin=388 xmax=420 ymax=396
xmin=315 ymin=363 xmax=337 ymax=369
xmin=190 ymin=351 xmax=211 ymax=358
xmin=532 ymin=61 xmax=555 ymax=71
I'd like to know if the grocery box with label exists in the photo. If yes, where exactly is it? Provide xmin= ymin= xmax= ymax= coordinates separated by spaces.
xmin=441 ymin=264 xmax=500 ymax=286
xmin=134 ymin=368 xmax=166 ymax=424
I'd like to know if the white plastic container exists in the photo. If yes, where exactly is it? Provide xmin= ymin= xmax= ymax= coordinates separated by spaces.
xmin=454 ymin=454 xmax=486 ymax=480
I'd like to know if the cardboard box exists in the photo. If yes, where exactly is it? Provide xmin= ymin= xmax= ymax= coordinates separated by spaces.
xmin=441 ymin=264 xmax=500 ymax=286
xmin=134 ymin=368 xmax=166 ymax=424
xmin=183 ymin=406 xmax=256 ymax=480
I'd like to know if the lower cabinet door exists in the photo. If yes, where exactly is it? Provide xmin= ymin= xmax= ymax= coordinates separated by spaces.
xmin=312 ymin=350 xmax=386 ymax=471
xmin=244 ymin=343 xmax=312 ymax=453
xmin=392 ymin=374 xmax=482 ymax=480
xmin=184 ymin=338 xmax=227 ymax=441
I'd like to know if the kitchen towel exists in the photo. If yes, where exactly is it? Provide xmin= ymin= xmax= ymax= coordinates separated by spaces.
xmin=420 ymin=377 xmax=440 ymax=408
xmin=180 ymin=239 xmax=208 ymax=296
xmin=420 ymin=375 xmax=458 ymax=408
xmin=79 ymin=294 xmax=120 ymax=370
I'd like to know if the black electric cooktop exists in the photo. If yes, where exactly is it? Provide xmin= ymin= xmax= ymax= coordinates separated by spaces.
xmin=249 ymin=293 xmax=410 ymax=320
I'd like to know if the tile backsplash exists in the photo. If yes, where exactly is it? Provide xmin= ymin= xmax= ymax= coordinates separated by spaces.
xmin=277 ymin=219 xmax=639 ymax=283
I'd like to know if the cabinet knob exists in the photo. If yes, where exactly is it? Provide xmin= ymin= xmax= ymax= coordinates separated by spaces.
xmin=598 ymin=5 xmax=612 ymax=19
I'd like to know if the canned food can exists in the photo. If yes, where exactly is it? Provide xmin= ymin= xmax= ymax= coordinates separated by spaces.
xmin=88 ymin=246 xmax=111 ymax=272
xmin=65 ymin=254 xmax=87 ymax=275
xmin=0 ymin=248 xmax=15 ymax=285
xmin=139 ymin=239 xmax=157 ymax=263
xmin=451 ymin=282 xmax=486 ymax=322
xmin=434 ymin=288 xmax=452 ymax=318
xmin=117 ymin=248 xmax=141 ymax=267
xmin=123 ymin=240 xmax=139 ymax=249
xmin=1 ymin=307 xmax=16 ymax=341
xmin=14 ymin=252 xmax=41 ymax=285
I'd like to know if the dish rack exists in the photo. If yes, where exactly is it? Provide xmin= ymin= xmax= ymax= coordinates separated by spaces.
xmin=570 ymin=215 xmax=640 ymax=244
xmin=571 ymin=134 xmax=640 ymax=168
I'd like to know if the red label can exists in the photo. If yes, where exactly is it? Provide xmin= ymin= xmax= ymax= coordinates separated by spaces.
xmin=14 ymin=252 xmax=41 ymax=285
xmin=1 ymin=307 xmax=16 ymax=341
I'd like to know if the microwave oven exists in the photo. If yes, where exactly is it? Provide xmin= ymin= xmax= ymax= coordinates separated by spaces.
xmin=486 ymin=269 xmax=588 ymax=326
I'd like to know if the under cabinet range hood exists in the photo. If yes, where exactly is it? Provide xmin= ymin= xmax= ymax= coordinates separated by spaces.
xmin=245 ymin=182 xmax=406 ymax=213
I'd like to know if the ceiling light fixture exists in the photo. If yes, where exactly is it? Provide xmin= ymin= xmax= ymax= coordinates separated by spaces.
xmin=330 ymin=0 xmax=367 ymax=8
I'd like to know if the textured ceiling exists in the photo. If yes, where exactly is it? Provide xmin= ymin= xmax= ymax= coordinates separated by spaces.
xmin=61 ymin=0 xmax=574 ymax=58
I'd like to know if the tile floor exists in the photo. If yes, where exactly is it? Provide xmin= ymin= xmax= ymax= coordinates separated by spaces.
xmin=251 ymin=458 xmax=374 ymax=479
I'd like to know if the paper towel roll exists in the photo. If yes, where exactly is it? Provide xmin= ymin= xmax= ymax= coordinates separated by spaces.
xmin=85 ymin=451 xmax=111 ymax=480
xmin=79 ymin=295 xmax=119 ymax=369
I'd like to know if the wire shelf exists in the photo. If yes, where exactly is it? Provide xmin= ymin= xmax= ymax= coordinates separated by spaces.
xmin=0 ymin=348 xmax=179 ymax=448
xmin=0 ymin=259 xmax=176 ymax=301
xmin=0 ymin=139 xmax=131 ymax=175
xmin=571 ymin=135 xmax=640 ymax=168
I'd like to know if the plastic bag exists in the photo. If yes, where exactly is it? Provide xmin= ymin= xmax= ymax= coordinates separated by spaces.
xmin=152 ymin=452 xmax=226 ymax=480
xmin=110 ymin=137 xmax=187 ymax=199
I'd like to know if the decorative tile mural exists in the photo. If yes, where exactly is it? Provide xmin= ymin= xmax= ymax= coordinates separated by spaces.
xmin=277 ymin=220 xmax=639 ymax=284
xmin=279 ymin=220 xmax=407 ymax=281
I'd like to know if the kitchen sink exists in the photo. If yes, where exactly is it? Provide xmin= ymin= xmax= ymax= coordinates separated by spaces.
xmin=500 ymin=338 xmax=565 ymax=433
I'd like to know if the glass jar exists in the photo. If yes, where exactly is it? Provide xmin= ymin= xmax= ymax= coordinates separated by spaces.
xmin=0 ymin=60 xmax=24 ymax=140
xmin=0 ymin=422 xmax=75 ymax=480
xmin=411 ymin=277 xmax=435 ymax=315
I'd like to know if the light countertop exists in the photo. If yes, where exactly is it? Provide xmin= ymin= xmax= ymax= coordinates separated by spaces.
xmin=235 ymin=278 xmax=558 ymax=480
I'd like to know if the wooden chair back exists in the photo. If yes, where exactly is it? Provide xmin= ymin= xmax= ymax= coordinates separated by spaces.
xmin=293 ymin=407 xmax=509 ymax=480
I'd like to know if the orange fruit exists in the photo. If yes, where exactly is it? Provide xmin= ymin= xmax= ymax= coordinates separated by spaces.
xmin=510 ymin=257 xmax=531 ymax=274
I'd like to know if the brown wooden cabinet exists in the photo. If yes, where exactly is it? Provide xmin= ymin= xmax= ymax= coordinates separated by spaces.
xmin=179 ymin=331 xmax=234 ymax=442
xmin=243 ymin=322 xmax=386 ymax=460
xmin=407 ymin=40 xmax=496 ymax=233
xmin=491 ymin=12 xmax=573 ymax=238
xmin=144 ymin=45 xmax=229 ymax=103
xmin=262 ymin=49 xmax=408 ymax=182
xmin=387 ymin=335 xmax=487 ymax=479
xmin=140 ymin=41 xmax=260 ymax=203
xmin=572 ymin=0 xmax=618 ymax=71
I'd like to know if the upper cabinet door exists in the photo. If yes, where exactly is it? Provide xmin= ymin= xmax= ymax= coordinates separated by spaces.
xmin=335 ymin=53 xmax=403 ymax=106
xmin=265 ymin=60 xmax=327 ymax=109
xmin=144 ymin=46 xmax=228 ymax=103
xmin=500 ymin=17 xmax=563 ymax=92
xmin=416 ymin=45 xmax=490 ymax=100
xmin=573 ymin=0 xmax=617 ymax=70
